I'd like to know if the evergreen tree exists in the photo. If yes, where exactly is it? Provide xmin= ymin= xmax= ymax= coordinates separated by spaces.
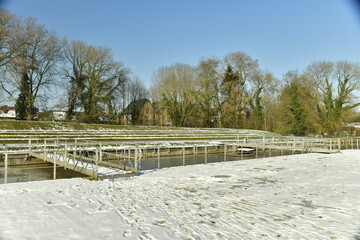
xmin=221 ymin=64 xmax=239 ymax=127
xmin=250 ymin=88 xmax=264 ymax=130
xmin=15 ymin=92 xmax=26 ymax=120
xmin=287 ymin=81 xmax=307 ymax=136
xmin=15 ymin=72 xmax=33 ymax=120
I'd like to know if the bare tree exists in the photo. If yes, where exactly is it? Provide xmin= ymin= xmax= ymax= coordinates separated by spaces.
xmin=64 ymin=41 xmax=129 ymax=123
xmin=1 ymin=17 xmax=64 ymax=120
xmin=221 ymin=52 xmax=259 ymax=128
xmin=127 ymin=76 xmax=149 ymax=103
xmin=151 ymin=63 xmax=197 ymax=127
xmin=64 ymin=41 xmax=89 ymax=120
xmin=247 ymin=70 xmax=278 ymax=130
xmin=195 ymin=57 xmax=222 ymax=127
xmin=306 ymin=61 xmax=360 ymax=133
xmin=0 ymin=10 xmax=26 ymax=68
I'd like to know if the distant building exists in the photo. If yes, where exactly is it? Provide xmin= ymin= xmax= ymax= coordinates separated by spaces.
xmin=0 ymin=105 xmax=16 ymax=120
xmin=52 ymin=110 xmax=67 ymax=121
xmin=121 ymin=99 xmax=154 ymax=125
xmin=153 ymin=103 xmax=172 ymax=126
xmin=349 ymin=122 xmax=360 ymax=128
xmin=121 ymin=99 xmax=172 ymax=126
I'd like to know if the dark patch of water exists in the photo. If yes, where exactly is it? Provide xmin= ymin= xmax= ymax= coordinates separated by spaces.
xmin=0 ymin=165 xmax=87 ymax=184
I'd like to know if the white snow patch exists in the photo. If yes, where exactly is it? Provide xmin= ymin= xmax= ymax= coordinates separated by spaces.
xmin=0 ymin=150 xmax=360 ymax=239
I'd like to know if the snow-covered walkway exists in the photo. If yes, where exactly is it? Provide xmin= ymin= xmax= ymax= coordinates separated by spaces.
xmin=0 ymin=150 xmax=359 ymax=239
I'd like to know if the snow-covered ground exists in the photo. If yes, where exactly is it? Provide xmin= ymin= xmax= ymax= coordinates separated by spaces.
xmin=0 ymin=150 xmax=359 ymax=240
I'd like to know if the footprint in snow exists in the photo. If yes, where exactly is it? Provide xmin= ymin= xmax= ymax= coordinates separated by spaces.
xmin=123 ymin=230 xmax=131 ymax=238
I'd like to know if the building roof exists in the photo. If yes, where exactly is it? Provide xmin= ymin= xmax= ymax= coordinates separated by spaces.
xmin=0 ymin=105 xmax=16 ymax=111
xmin=0 ymin=105 xmax=16 ymax=119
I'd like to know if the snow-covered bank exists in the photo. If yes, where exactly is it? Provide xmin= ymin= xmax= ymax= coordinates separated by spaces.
xmin=0 ymin=150 xmax=360 ymax=240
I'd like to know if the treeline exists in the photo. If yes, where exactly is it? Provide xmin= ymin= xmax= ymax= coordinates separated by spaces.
xmin=1 ymin=10 xmax=360 ymax=136
xmin=151 ymin=56 xmax=360 ymax=135
xmin=0 ymin=10 xmax=148 ymax=123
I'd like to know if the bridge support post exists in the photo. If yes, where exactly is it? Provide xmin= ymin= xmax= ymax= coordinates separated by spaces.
xmin=64 ymin=142 xmax=67 ymax=170
xmin=4 ymin=153 xmax=8 ymax=184
xmin=43 ymin=139 xmax=47 ymax=162
xmin=157 ymin=147 xmax=160 ymax=169
xmin=330 ymin=139 xmax=332 ymax=153
xmin=262 ymin=137 xmax=265 ymax=151
xmin=94 ymin=148 xmax=98 ymax=180
xmin=135 ymin=147 xmax=138 ymax=172
xmin=182 ymin=145 xmax=185 ymax=166
xmin=128 ymin=148 xmax=131 ymax=168
xmin=224 ymin=144 xmax=227 ymax=162
xmin=74 ymin=139 xmax=77 ymax=162
xmin=100 ymin=143 xmax=103 ymax=162
xmin=292 ymin=138 xmax=296 ymax=154
xmin=302 ymin=139 xmax=305 ymax=154
xmin=53 ymin=151 xmax=57 ymax=180
xmin=28 ymin=138 xmax=31 ymax=153
xmin=205 ymin=144 xmax=208 ymax=164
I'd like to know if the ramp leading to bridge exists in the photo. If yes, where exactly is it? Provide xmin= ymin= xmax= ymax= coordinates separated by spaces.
xmin=29 ymin=151 xmax=133 ymax=179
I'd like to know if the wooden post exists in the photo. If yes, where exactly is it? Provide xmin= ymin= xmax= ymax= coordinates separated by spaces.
xmin=357 ymin=139 xmax=359 ymax=150
xmin=224 ymin=144 xmax=227 ymax=162
xmin=4 ymin=153 xmax=8 ymax=184
xmin=157 ymin=147 xmax=160 ymax=169
xmin=338 ymin=138 xmax=341 ymax=151
xmin=351 ymin=138 xmax=354 ymax=149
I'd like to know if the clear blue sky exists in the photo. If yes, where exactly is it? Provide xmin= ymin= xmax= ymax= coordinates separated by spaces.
xmin=2 ymin=0 xmax=360 ymax=87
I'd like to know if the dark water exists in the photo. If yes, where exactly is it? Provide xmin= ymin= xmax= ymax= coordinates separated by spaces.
xmin=139 ymin=149 xmax=295 ymax=171
xmin=0 ymin=165 xmax=87 ymax=184
xmin=0 ymin=149 xmax=297 ymax=184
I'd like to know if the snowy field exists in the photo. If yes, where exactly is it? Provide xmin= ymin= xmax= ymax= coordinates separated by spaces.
xmin=0 ymin=150 xmax=359 ymax=240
